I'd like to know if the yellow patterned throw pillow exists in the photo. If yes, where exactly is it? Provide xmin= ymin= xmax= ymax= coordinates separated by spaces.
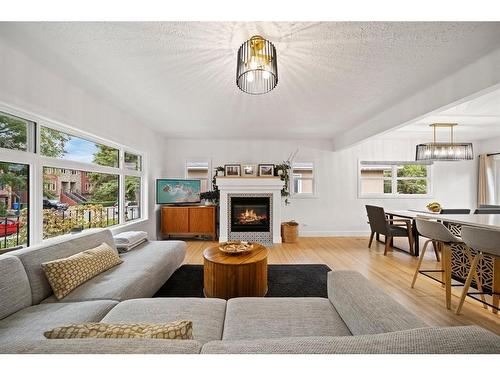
xmin=44 ymin=320 xmax=193 ymax=340
xmin=41 ymin=242 xmax=123 ymax=299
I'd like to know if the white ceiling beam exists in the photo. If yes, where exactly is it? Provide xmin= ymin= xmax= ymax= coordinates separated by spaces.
xmin=331 ymin=46 xmax=500 ymax=151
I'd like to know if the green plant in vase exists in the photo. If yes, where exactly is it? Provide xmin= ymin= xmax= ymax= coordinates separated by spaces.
xmin=274 ymin=161 xmax=291 ymax=205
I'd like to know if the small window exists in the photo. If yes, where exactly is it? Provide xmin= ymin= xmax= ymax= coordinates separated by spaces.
xmin=124 ymin=152 xmax=142 ymax=171
xmin=359 ymin=161 xmax=432 ymax=197
xmin=186 ymin=161 xmax=209 ymax=192
xmin=42 ymin=167 xmax=119 ymax=239
xmin=0 ymin=112 xmax=32 ymax=152
xmin=125 ymin=176 xmax=141 ymax=221
xmin=40 ymin=126 xmax=119 ymax=168
xmin=291 ymin=162 xmax=315 ymax=196
xmin=0 ymin=161 xmax=29 ymax=248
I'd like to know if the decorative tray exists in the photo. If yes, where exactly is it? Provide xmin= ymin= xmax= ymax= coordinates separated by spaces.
xmin=219 ymin=241 xmax=254 ymax=254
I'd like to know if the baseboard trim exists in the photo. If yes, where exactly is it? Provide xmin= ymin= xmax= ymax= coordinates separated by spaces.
xmin=299 ymin=230 xmax=370 ymax=237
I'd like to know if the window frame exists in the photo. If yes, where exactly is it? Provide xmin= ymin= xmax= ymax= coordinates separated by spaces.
xmin=290 ymin=161 xmax=318 ymax=198
xmin=358 ymin=160 xmax=433 ymax=199
xmin=0 ymin=102 xmax=147 ymax=247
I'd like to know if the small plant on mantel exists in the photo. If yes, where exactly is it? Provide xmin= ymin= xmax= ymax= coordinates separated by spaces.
xmin=274 ymin=161 xmax=291 ymax=205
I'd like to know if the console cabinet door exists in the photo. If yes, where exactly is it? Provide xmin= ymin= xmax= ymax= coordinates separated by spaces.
xmin=162 ymin=207 xmax=189 ymax=233
xmin=188 ymin=207 xmax=214 ymax=233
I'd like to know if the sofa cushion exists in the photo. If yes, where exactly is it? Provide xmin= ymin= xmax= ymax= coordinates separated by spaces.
xmin=1 ymin=338 xmax=202 ymax=354
xmin=0 ymin=300 xmax=118 ymax=346
xmin=328 ymin=270 xmax=428 ymax=335
xmin=44 ymin=320 xmax=193 ymax=340
xmin=0 ymin=255 xmax=32 ymax=319
xmin=101 ymin=298 xmax=226 ymax=344
xmin=202 ymin=326 xmax=500 ymax=354
xmin=42 ymin=240 xmax=186 ymax=303
xmin=222 ymin=297 xmax=351 ymax=341
xmin=42 ymin=242 xmax=123 ymax=299
xmin=8 ymin=229 xmax=117 ymax=304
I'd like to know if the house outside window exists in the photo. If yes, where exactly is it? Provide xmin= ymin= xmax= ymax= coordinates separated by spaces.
xmin=291 ymin=162 xmax=315 ymax=196
xmin=358 ymin=161 xmax=433 ymax=198
xmin=185 ymin=161 xmax=210 ymax=192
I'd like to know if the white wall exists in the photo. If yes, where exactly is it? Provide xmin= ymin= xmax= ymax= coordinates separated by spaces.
xmin=0 ymin=37 xmax=168 ymax=238
xmin=164 ymin=137 xmax=478 ymax=236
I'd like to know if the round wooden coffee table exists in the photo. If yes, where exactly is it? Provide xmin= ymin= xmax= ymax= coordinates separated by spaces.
xmin=203 ymin=243 xmax=268 ymax=299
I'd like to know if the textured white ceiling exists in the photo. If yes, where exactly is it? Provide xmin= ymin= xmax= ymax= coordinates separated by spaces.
xmin=387 ymin=87 xmax=500 ymax=141
xmin=2 ymin=22 xmax=500 ymax=141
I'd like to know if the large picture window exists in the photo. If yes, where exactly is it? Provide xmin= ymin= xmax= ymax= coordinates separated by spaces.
xmin=0 ymin=105 xmax=146 ymax=247
xmin=359 ymin=161 xmax=432 ymax=198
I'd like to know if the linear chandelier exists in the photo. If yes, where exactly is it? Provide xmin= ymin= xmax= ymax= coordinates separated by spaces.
xmin=236 ymin=35 xmax=278 ymax=95
xmin=415 ymin=123 xmax=473 ymax=161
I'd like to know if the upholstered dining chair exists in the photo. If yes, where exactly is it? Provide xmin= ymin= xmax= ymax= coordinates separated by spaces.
xmin=365 ymin=205 xmax=414 ymax=256
xmin=456 ymin=226 xmax=500 ymax=315
xmin=411 ymin=218 xmax=466 ymax=310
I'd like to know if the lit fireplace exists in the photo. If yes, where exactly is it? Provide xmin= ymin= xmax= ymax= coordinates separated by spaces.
xmin=231 ymin=197 xmax=270 ymax=232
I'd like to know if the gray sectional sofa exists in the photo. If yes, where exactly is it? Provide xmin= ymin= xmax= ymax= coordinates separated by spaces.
xmin=0 ymin=229 xmax=498 ymax=354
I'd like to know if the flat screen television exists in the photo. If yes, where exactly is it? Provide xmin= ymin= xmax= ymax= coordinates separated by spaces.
xmin=156 ymin=179 xmax=201 ymax=205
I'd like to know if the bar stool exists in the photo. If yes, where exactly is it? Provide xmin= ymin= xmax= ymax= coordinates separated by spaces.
xmin=456 ymin=226 xmax=500 ymax=315
xmin=411 ymin=218 xmax=463 ymax=309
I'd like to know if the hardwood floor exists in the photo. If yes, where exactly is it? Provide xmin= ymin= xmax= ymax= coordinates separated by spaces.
xmin=183 ymin=236 xmax=500 ymax=334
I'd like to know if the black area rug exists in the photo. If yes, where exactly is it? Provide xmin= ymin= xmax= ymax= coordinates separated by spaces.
xmin=154 ymin=264 xmax=332 ymax=298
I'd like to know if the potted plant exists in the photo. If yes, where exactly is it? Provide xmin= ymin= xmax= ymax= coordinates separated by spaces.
xmin=274 ymin=161 xmax=291 ymax=205
xmin=200 ymin=190 xmax=220 ymax=205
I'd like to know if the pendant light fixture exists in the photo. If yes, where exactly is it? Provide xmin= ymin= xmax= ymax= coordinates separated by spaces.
xmin=415 ymin=123 xmax=473 ymax=161
xmin=236 ymin=35 xmax=278 ymax=95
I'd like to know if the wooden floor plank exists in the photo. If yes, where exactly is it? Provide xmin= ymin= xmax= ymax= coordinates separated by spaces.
xmin=182 ymin=237 xmax=499 ymax=334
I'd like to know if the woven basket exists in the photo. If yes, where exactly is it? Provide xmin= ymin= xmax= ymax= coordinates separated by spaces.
xmin=281 ymin=221 xmax=299 ymax=243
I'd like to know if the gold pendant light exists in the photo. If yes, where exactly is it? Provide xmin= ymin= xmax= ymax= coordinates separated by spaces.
xmin=415 ymin=123 xmax=473 ymax=161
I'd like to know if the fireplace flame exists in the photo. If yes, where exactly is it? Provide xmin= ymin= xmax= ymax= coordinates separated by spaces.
xmin=237 ymin=209 xmax=267 ymax=224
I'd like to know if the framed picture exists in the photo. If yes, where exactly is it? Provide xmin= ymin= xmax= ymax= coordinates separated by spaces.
xmin=242 ymin=164 xmax=257 ymax=177
xmin=224 ymin=164 xmax=241 ymax=177
xmin=258 ymin=164 xmax=275 ymax=177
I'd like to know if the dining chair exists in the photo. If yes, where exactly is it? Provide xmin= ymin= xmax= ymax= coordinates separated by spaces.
xmin=439 ymin=209 xmax=471 ymax=214
xmin=365 ymin=205 xmax=414 ymax=256
xmin=411 ymin=218 xmax=465 ymax=309
xmin=474 ymin=209 xmax=500 ymax=214
xmin=456 ymin=226 xmax=500 ymax=315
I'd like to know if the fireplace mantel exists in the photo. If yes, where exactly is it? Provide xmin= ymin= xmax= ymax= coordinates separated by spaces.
xmin=216 ymin=177 xmax=285 ymax=244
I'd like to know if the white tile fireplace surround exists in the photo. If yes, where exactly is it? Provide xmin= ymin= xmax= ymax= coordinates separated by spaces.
xmin=216 ymin=177 xmax=285 ymax=244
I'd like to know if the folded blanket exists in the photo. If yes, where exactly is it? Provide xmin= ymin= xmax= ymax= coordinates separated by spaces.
xmin=116 ymin=238 xmax=147 ymax=253
xmin=113 ymin=231 xmax=148 ymax=245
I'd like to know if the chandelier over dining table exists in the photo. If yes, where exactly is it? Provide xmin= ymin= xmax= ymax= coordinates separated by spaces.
xmin=415 ymin=123 xmax=473 ymax=161
xmin=236 ymin=35 xmax=278 ymax=95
